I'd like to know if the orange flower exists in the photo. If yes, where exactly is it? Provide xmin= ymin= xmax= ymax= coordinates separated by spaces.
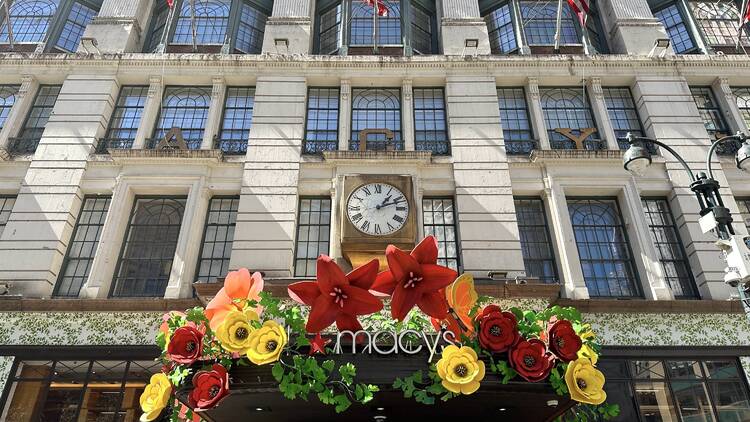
xmin=205 ymin=269 xmax=264 ymax=330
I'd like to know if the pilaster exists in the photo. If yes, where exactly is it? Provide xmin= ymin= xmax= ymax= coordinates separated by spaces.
xmin=441 ymin=0 xmax=491 ymax=55
xmin=597 ymin=0 xmax=673 ymax=54
xmin=79 ymin=0 xmax=155 ymax=53
xmin=202 ymin=77 xmax=227 ymax=150
xmin=338 ymin=80 xmax=351 ymax=151
xmin=402 ymin=79 xmax=415 ymax=151
xmin=588 ymin=77 xmax=620 ymax=150
xmin=713 ymin=77 xmax=748 ymax=134
xmin=261 ymin=0 xmax=312 ymax=55
xmin=133 ymin=76 xmax=162 ymax=149
xmin=0 ymin=76 xmax=39 ymax=159
xmin=526 ymin=78 xmax=549 ymax=150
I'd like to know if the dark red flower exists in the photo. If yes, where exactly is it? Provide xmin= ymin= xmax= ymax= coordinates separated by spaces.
xmin=167 ymin=325 xmax=204 ymax=365
xmin=547 ymin=319 xmax=583 ymax=362
xmin=371 ymin=236 xmax=458 ymax=321
xmin=288 ymin=255 xmax=383 ymax=333
xmin=476 ymin=305 xmax=520 ymax=353
xmin=189 ymin=364 xmax=230 ymax=412
xmin=509 ymin=339 xmax=555 ymax=382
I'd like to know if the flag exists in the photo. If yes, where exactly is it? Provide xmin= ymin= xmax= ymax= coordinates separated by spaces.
xmin=737 ymin=0 xmax=749 ymax=49
xmin=363 ymin=0 xmax=388 ymax=17
xmin=566 ymin=0 xmax=590 ymax=28
xmin=166 ymin=0 xmax=174 ymax=8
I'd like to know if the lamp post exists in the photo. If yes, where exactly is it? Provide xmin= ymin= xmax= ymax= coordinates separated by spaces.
xmin=622 ymin=132 xmax=750 ymax=319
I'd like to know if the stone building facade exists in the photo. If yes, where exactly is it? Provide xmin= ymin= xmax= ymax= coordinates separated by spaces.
xmin=1 ymin=0 xmax=750 ymax=420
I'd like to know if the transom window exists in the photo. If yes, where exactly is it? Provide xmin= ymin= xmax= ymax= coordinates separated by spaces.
xmin=294 ymin=197 xmax=332 ymax=277
xmin=485 ymin=2 xmax=517 ymax=54
xmin=152 ymin=86 xmax=211 ymax=150
xmin=497 ymin=87 xmax=534 ymax=154
xmin=350 ymin=88 xmax=402 ymax=151
xmin=197 ymin=196 xmax=239 ymax=283
xmin=422 ymin=198 xmax=460 ymax=270
xmin=0 ymin=0 xmax=102 ymax=52
xmin=689 ymin=0 xmax=750 ymax=50
xmin=520 ymin=1 xmax=578 ymax=46
xmin=602 ymin=87 xmax=645 ymax=149
xmin=514 ymin=197 xmax=558 ymax=283
xmin=737 ymin=197 xmax=750 ymax=231
xmin=641 ymin=198 xmax=698 ymax=299
xmin=690 ymin=86 xmax=730 ymax=138
xmin=600 ymin=357 xmax=750 ymax=422
xmin=539 ymin=87 xmax=601 ymax=150
xmin=101 ymin=86 xmax=148 ymax=151
xmin=0 ymin=85 xmax=20 ymax=129
xmin=12 ymin=85 xmax=61 ymax=154
xmin=0 ymin=195 xmax=16 ymax=237
xmin=567 ymin=198 xmax=641 ymax=298
xmin=146 ymin=0 xmax=270 ymax=53
xmin=53 ymin=196 xmax=111 ymax=297
xmin=303 ymin=87 xmax=340 ymax=154
xmin=413 ymin=88 xmax=449 ymax=155
xmin=111 ymin=197 xmax=187 ymax=297
xmin=653 ymin=3 xmax=697 ymax=54
xmin=218 ymin=87 xmax=255 ymax=155
xmin=2 ymin=358 xmax=162 ymax=421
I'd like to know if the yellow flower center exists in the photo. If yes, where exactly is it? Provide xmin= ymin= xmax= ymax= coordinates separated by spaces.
xmin=266 ymin=340 xmax=278 ymax=352
xmin=489 ymin=325 xmax=502 ymax=336
xmin=576 ymin=378 xmax=587 ymax=390
xmin=235 ymin=327 xmax=249 ymax=340
xmin=523 ymin=355 xmax=536 ymax=367
xmin=453 ymin=363 xmax=468 ymax=377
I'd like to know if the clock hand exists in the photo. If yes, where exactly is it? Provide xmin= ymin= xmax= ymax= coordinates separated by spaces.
xmin=375 ymin=195 xmax=392 ymax=210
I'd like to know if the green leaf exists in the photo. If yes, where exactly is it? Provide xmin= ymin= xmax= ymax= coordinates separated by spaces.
xmin=272 ymin=362 xmax=284 ymax=382
xmin=333 ymin=394 xmax=352 ymax=413
xmin=321 ymin=359 xmax=335 ymax=373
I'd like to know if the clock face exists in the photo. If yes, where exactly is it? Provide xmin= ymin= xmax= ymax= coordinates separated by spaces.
xmin=346 ymin=183 xmax=410 ymax=236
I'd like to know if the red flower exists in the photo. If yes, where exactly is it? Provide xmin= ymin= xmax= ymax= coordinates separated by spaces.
xmin=167 ymin=325 xmax=204 ymax=365
xmin=288 ymin=255 xmax=383 ymax=333
xmin=547 ymin=319 xmax=583 ymax=362
xmin=189 ymin=364 xmax=230 ymax=412
xmin=509 ymin=339 xmax=555 ymax=382
xmin=371 ymin=236 xmax=458 ymax=321
xmin=476 ymin=305 xmax=520 ymax=353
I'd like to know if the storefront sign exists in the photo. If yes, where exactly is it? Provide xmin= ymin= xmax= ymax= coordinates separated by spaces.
xmin=333 ymin=329 xmax=457 ymax=362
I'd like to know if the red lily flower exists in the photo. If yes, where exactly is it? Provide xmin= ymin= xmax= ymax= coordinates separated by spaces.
xmin=288 ymin=255 xmax=383 ymax=333
xmin=371 ymin=236 xmax=458 ymax=321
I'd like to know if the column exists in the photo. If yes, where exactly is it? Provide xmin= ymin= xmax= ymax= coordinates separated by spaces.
xmin=202 ymin=77 xmax=226 ymax=150
xmin=0 ymin=76 xmax=39 ymax=160
xmin=230 ymin=76 xmax=307 ymax=276
xmin=0 ymin=74 xmax=119 ymax=297
xmin=713 ymin=78 xmax=748 ymax=134
xmin=446 ymin=76 xmax=525 ymax=280
xmin=588 ymin=77 xmax=620 ymax=150
xmin=338 ymin=80 xmax=351 ymax=151
xmin=132 ymin=76 xmax=162 ymax=149
xmin=402 ymin=79 xmax=415 ymax=151
xmin=261 ymin=0 xmax=312 ymax=55
xmin=526 ymin=77 xmax=550 ymax=150
xmin=79 ymin=0 xmax=155 ymax=53
xmin=440 ymin=0 xmax=491 ymax=55
xmin=596 ymin=0 xmax=672 ymax=55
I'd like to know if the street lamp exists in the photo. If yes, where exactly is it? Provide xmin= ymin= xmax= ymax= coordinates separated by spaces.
xmin=622 ymin=132 xmax=750 ymax=318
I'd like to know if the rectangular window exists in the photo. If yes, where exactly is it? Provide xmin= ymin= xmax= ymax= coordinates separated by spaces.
xmin=218 ymin=87 xmax=255 ymax=155
xmin=521 ymin=1 xmax=578 ymax=46
xmin=101 ymin=86 xmax=149 ymax=151
xmin=602 ymin=87 xmax=645 ymax=149
xmin=497 ymin=87 xmax=535 ymax=154
xmin=485 ymin=2 xmax=518 ymax=54
xmin=600 ymin=357 xmax=750 ymax=422
xmin=641 ymin=198 xmax=698 ymax=298
xmin=540 ymin=87 xmax=601 ymax=150
xmin=410 ymin=1 xmax=434 ymax=54
xmin=12 ymin=85 xmax=61 ymax=154
xmin=689 ymin=0 xmax=750 ymax=49
xmin=690 ymin=86 xmax=730 ymax=138
xmin=514 ymin=198 xmax=558 ymax=283
xmin=303 ymin=87 xmax=340 ymax=154
xmin=235 ymin=0 xmax=268 ymax=54
xmin=567 ymin=198 xmax=641 ymax=297
xmin=350 ymin=88 xmax=402 ymax=151
xmin=0 ymin=85 xmax=20 ymax=129
xmin=111 ymin=197 xmax=186 ymax=297
xmin=654 ymin=3 xmax=697 ymax=53
xmin=2 ymin=358 xmax=162 ymax=421
xmin=317 ymin=3 xmax=342 ymax=54
xmin=53 ymin=196 xmax=111 ymax=297
xmin=422 ymin=198 xmax=460 ymax=270
xmin=413 ymin=88 xmax=449 ymax=155
xmin=0 ymin=195 xmax=16 ymax=237
xmin=294 ymin=197 xmax=332 ymax=277
xmin=146 ymin=6 xmax=169 ymax=52
xmin=196 ymin=196 xmax=238 ymax=283
xmin=737 ymin=197 xmax=750 ymax=231
xmin=152 ymin=86 xmax=211 ymax=150
xmin=55 ymin=1 xmax=99 ymax=52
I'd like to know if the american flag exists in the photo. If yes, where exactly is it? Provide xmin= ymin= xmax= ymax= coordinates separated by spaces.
xmin=737 ymin=0 xmax=750 ymax=48
xmin=566 ymin=0 xmax=590 ymax=27
xmin=166 ymin=0 xmax=174 ymax=8
xmin=363 ymin=0 xmax=388 ymax=17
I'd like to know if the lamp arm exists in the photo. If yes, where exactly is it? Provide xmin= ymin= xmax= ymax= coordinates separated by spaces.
xmin=706 ymin=133 xmax=745 ymax=180
xmin=627 ymin=135 xmax=697 ymax=181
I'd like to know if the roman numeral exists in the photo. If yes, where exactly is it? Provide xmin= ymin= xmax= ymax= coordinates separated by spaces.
xmin=362 ymin=186 xmax=371 ymax=196
xmin=393 ymin=215 xmax=404 ymax=223
xmin=386 ymin=186 xmax=393 ymax=195
xmin=348 ymin=205 xmax=360 ymax=212
xmin=396 ymin=206 xmax=407 ymax=211
xmin=374 ymin=224 xmax=382 ymax=234
xmin=353 ymin=195 xmax=363 ymax=202
xmin=375 ymin=184 xmax=382 ymax=194
xmin=393 ymin=196 xmax=404 ymax=204
xmin=361 ymin=221 xmax=370 ymax=232
xmin=351 ymin=213 xmax=363 ymax=223
xmin=387 ymin=222 xmax=396 ymax=231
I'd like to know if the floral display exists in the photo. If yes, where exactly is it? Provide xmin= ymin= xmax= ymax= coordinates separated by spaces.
xmin=144 ymin=236 xmax=618 ymax=422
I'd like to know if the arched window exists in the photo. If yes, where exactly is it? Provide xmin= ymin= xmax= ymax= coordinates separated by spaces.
xmin=0 ymin=0 xmax=59 ymax=43
xmin=734 ymin=87 xmax=750 ymax=128
xmin=152 ymin=87 xmax=212 ymax=150
xmin=0 ymin=85 xmax=20 ymax=130
xmin=539 ymin=87 xmax=600 ymax=149
xmin=173 ymin=0 xmax=231 ymax=45
xmin=350 ymin=88 xmax=402 ymax=150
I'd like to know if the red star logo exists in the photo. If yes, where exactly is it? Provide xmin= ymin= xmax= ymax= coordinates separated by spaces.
xmin=309 ymin=332 xmax=331 ymax=355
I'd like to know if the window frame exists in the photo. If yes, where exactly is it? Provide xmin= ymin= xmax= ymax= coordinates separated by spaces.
xmin=686 ymin=0 xmax=750 ymax=52
xmin=100 ymin=85 xmax=149 ymax=151
xmin=652 ymin=0 xmax=701 ymax=54
xmin=483 ymin=1 xmax=520 ymax=54
xmin=217 ymin=86 xmax=255 ymax=155
xmin=736 ymin=197 xmax=750 ymax=232
xmin=151 ymin=85 xmax=212 ymax=150
xmin=349 ymin=87 xmax=403 ymax=151
xmin=12 ymin=84 xmax=62 ymax=154
xmin=539 ymin=86 xmax=602 ymax=150
xmin=293 ymin=196 xmax=333 ymax=278
xmin=303 ymin=86 xmax=341 ymax=154
xmin=690 ymin=85 xmax=730 ymax=138
xmin=602 ymin=86 xmax=646 ymax=150
xmin=412 ymin=87 xmax=450 ymax=156
xmin=0 ymin=85 xmax=20 ymax=130
xmin=514 ymin=196 xmax=559 ymax=284
xmin=0 ymin=194 xmax=17 ymax=238
xmin=497 ymin=86 xmax=535 ymax=154
xmin=421 ymin=196 xmax=461 ymax=271
xmin=196 ymin=195 xmax=239 ymax=283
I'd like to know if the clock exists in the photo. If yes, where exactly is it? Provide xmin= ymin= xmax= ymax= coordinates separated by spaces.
xmin=346 ymin=183 xmax=410 ymax=236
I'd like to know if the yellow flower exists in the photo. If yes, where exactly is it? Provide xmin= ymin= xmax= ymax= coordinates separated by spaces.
xmin=577 ymin=343 xmax=599 ymax=366
xmin=565 ymin=358 xmax=607 ymax=405
xmin=215 ymin=309 xmax=260 ymax=353
xmin=436 ymin=345 xmax=486 ymax=395
xmin=247 ymin=320 xmax=287 ymax=365
xmin=139 ymin=373 xmax=171 ymax=421
xmin=579 ymin=324 xmax=596 ymax=341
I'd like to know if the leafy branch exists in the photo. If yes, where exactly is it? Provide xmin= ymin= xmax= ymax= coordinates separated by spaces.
xmin=393 ymin=367 xmax=457 ymax=405
xmin=555 ymin=403 xmax=620 ymax=422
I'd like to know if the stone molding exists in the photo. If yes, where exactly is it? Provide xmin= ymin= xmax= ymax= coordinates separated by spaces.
xmin=265 ymin=16 xmax=312 ymax=25
xmin=440 ymin=18 xmax=489 ymax=27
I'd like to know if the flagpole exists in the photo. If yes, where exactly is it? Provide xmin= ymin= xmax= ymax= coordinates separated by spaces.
xmin=737 ymin=0 xmax=748 ymax=51
xmin=2 ymin=0 xmax=14 ymax=49
xmin=581 ymin=13 xmax=591 ymax=55
xmin=372 ymin=1 xmax=378 ymax=54
xmin=554 ymin=0 xmax=563 ymax=52
xmin=190 ymin=0 xmax=197 ymax=52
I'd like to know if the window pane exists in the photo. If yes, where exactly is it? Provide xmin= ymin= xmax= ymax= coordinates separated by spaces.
xmin=350 ymin=0 xmax=401 ymax=46
xmin=146 ymin=6 xmax=169 ymax=52
xmin=422 ymin=198 xmax=460 ymax=270
xmin=236 ymin=0 xmax=268 ymax=54
xmin=711 ymin=382 xmax=750 ymax=421
xmin=14 ymin=85 xmax=61 ymax=154
xmin=567 ymin=198 xmax=640 ymax=297
xmin=515 ymin=198 xmax=558 ymax=283
xmin=103 ymin=86 xmax=149 ymax=150
xmin=540 ymin=87 xmax=600 ymax=150
xmin=485 ymin=2 xmax=517 ymax=53
xmin=497 ymin=87 xmax=534 ymax=154
xmin=603 ymin=87 xmax=644 ymax=149
xmin=672 ymin=381 xmax=717 ymax=421
xmin=55 ymin=1 xmax=99 ymax=52
xmin=635 ymin=381 xmax=681 ymax=421
xmin=736 ymin=198 xmax=750 ymax=232
xmin=152 ymin=86 xmax=211 ymax=150
xmin=410 ymin=1 xmax=434 ymax=54
xmin=521 ymin=1 xmax=577 ymax=45
xmin=112 ymin=197 xmax=187 ymax=297
xmin=413 ymin=88 xmax=449 ymax=155
xmin=173 ymin=0 xmax=230 ymax=45
xmin=304 ymin=87 xmax=340 ymax=153
xmin=0 ymin=195 xmax=16 ymax=238
xmin=350 ymin=88 xmax=402 ymax=151
xmin=218 ymin=87 xmax=254 ymax=154
xmin=689 ymin=1 xmax=749 ymax=48
xmin=0 ymin=85 xmax=20 ymax=130
xmin=654 ymin=4 xmax=696 ymax=53
xmin=318 ymin=3 xmax=342 ymax=54
xmin=197 ymin=196 xmax=239 ymax=283
xmin=54 ymin=197 xmax=111 ymax=297
xmin=295 ymin=197 xmax=332 ymax=277
xmin=0 ymin=0 xmax=59 ymax=43
xmin=690 ymin=86 xmax=729 ymax=138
